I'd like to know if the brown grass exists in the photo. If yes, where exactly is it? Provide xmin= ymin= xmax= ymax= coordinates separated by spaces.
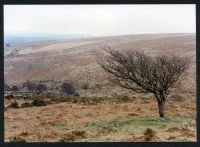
xmin=4 ymin=97 xmax=196 ymax=142
xmin=4 ymin=33 xmax=196 ymax=142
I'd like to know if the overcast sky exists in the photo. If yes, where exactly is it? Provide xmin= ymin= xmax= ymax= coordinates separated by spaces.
xmin=4 ymin=5 xmax=196 ymax=37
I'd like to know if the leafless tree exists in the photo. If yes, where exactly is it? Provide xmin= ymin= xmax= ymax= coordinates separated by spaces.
xmin=96 ymin=47 xmax=190 ymax=119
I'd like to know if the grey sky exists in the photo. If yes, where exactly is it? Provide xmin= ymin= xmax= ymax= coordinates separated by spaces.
xmin=4 ymin=5 xmax=196 ymax=37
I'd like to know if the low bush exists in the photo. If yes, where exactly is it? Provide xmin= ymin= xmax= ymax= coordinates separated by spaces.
xmin=72 ymin=130 xmax=86 ymax=137
xmin=31 ymin=99 xmax=47 ymax=107
xmin=81 ymin=82 xmax=89 ymax=90
xmin=22 ymin=80 xmax=37 ymax=92
xmin=59 ymin=130 xmax=86 ymax=142
xmin=21 ymin=103 xmax=33 ymax=108
xmin=72 ymin=99 xmax=79 ymax=103
xmin=97 ymin=125 xmax=117 ymax=134
xmin=74 ymin=91 xmax=80 ymax=97
xmin=144 ymin=128 xmax=156 ymax=141
xmin=5 ymin=95 xmax=14 ymax=99
xmin=55 ymin=97 xmax=73 ymax=103
xmin=10 ymin=101 xmax=20 ymax=108
xmin=118 ymin=96 xmax=130 ymax=102
xmin=59 ymin=134 xmax=76 ymax=142
xmin=4 ymin=83 xmax=10 ymax=91
xmin=60 ymin=82 xmax=76 ymax=95
xmin=10 ymin=85 xmax=19 ymax=92
xmin=9 ymin=136 xmax=26 ymax=142
xmin=37 ymin=83 xmax=47 ymax=93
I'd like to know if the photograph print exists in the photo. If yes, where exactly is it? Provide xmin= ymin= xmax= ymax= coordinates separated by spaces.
xmin=4 ymin=4 xmax=196 ymax=142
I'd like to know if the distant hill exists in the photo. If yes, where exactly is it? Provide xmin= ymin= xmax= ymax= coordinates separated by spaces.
xmin=4 ymin=33 xmax=196 ymax=97
xmin=4 ymin=33 xmax=93 ymax=44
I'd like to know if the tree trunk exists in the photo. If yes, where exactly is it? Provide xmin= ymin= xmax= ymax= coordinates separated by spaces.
xmin=157 ymin=100 xmax=165 ymax=119
xmin=154 ymin=92 xmax=166 ymax=119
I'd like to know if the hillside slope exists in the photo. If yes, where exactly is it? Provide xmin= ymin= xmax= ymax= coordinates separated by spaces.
xmin=4 ymin=33 xmax=196 ymax=97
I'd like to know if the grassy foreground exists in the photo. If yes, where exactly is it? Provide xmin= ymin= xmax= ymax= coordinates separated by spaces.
xmin=5 ymin=97 xmax=196 ymax=142
xmin=57 ymin=116 xmax=196 ymax=142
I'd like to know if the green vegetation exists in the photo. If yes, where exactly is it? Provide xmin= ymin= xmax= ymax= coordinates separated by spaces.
xmin=56 ymin=116 xmax=195 ymax=142
xmin=82 ymin=117 xmax=191 ymax=132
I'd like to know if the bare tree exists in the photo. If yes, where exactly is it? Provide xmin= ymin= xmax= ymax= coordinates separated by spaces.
xmin=96 ymin=47 xmax=190 ymax=119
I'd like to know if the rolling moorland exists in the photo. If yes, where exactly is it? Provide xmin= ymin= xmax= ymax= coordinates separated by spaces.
xmin=4 ymin=33 xmax=196 ymax=142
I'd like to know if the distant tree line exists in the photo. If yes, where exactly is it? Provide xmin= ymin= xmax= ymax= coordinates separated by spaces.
xmin=4 ymin=80 xmax=80 ymax=96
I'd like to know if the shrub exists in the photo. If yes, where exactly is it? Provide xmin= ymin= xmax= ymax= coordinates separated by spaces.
xmin=144 ymin=128 xmax=155 ymax=141
xmin=31 ymin=99 xmax=47 ymax=107
xmin=72 ymin=99 xmax=79 ymax=103
xmin=23 ymin=80 xmax=37 ymax=92
xmin=60 ymin=82 xmax=76 ymax=95
xmin=4 ymin=83 xmax=10 ymax=91
xmin=59 ymin=134 xmax=75 ymax=142
xmin=9 ymin=136 xmax=26 ymax=142
xmin=10 ymin=85 xmax=19 ymax=92
xmin=5 ymin=94 xmax=14 ymax=99
xmin=81 ymin=82 xmax=89 ymax=90
xmin=97 ymin=125 xmax=117 ymax=134
xmin=37 ymin=83 xmax=47 ymax=93
xmin=95 ymin=84 xmax=102 ymax=89
xmin=21 ymin=103 xmax=33 ymax=108
xmin=118 ymin=96 xmax=129 ymax=102
xmin=10 ymin=101 xmax=20 ymax=108
xmin=74 ymin=91 xmax=80 ymax=97
xmin=60 ymin=97 xmax=72 ymax=103
xmin=59 ymin=131 xmax=86 ymax=142
xmin=72 ymin=130 xmax=86 ymax=137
